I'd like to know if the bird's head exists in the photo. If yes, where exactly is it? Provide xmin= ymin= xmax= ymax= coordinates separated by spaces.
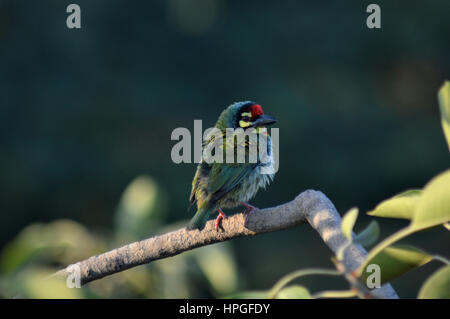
xmin=217 ymin=101 xmax=277 ymax=130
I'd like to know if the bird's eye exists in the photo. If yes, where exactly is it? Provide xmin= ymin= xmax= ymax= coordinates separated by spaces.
xmin=242 ymin=116 xmax=250 ymax=121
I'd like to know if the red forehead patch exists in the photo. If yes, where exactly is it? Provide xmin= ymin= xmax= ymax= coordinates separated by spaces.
xmin=250 ymin=104 xmax=264 ymax=117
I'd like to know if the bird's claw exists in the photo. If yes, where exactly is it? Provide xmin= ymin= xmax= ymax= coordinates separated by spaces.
xmin=241 ymin=202 xmax=258 ymax=225
xmin=215 ymin=209 xmax=227 ymax=231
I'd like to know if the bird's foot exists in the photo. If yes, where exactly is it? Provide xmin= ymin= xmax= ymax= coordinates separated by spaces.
xmin=215 ymin=208 xmax=227 ymax=231
xmin=241 ymin=202 xmax=258 ymax=225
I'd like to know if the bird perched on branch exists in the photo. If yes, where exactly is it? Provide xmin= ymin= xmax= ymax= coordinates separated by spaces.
xmin=187 ymin=101 xmax=277 ymax=230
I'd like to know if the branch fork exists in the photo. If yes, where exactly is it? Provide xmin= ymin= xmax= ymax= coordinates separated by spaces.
xmin=55 ymin=190 xmax=399 ymax=299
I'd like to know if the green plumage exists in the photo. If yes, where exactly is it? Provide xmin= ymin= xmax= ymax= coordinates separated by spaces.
xmin=187 ymin=101 xmax=277 ymax=230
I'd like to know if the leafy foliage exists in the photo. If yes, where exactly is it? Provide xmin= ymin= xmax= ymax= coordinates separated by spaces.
xmin=240 ymin=81 xmax=450 ymax=299
xmin=0 ymin=176 xmax=238 ymax=298
xmin=360 ymin=245 xmax=432 ymax=285
xmin=438 ymin=81 xmax=450 ymax=151
xmin=411 ymin=169 xmax=450 ymax=231
xmin=1 ymin=82 xmax=449 ymax=299
xmin=367 ymin=190 xmax=421 ymax=220
xmin=275 ymin=285 xmax=311 ymax=299
xmin=341 ymin=208 xmax=358 ymax=241
xmin=354 ymin=221 xmax=380 ymax=247
xmin=359 ymin=169 xmax=450 ymax=276
xmin=418 ymin=266 xmax=450 ymax=299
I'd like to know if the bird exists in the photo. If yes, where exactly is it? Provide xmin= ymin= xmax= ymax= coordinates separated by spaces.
xmin=187 ymin=101 xmax=277 ymax=230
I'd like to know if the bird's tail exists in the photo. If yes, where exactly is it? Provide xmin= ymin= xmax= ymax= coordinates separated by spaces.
xmin=187 ymin=206 xmax=214 ymax=230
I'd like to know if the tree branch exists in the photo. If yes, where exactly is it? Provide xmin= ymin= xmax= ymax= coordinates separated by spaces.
xmin=55 ymin=189 xmax=399 ymax=298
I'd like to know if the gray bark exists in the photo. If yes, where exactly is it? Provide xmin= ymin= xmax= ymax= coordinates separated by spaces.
xmin=55 ymin=189 xmax=399 ymax=298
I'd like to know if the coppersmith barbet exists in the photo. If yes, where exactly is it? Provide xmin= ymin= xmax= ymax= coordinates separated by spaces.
xmin=187 ymin=101 xmax=277 ymax=230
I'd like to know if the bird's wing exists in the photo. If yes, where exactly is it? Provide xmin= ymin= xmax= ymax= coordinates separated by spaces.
xmin=189 ymin=167 xmax=200 ymax=208
xmin=189 ymin=163 xmax=203 ymax=208
xmin=189 ymin=132 xmax=223 ymax=208
xmin=207 ymin=162 xmax=259 ymax=203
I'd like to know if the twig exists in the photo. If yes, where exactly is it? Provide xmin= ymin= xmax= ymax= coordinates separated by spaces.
xmin=55 ymin=189 xmax=399 ymax=298
xmin=268 ymin=268 xmax=342 ymax=298
xmin=311 ymin=289 xmax=358 ymax=299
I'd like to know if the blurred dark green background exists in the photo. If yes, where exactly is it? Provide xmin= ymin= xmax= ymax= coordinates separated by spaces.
xmin=0 ymin=0 xmax=449 ymax=298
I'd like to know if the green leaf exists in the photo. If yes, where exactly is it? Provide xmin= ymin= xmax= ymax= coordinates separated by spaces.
xmin=195 ymin=243 xmax=238 ymax=295
xmin=341 ymin=208 xmax=359 ymax=241
xmin=226 ymin=291 xmax=268 ymax=299
xmin=336 ymin=244 xmax=348 ymax=261
xmin=0 ymin=220 xmax=104 ymax=275
xmin=361 ymin=170 xmax=450 ymax=275
xmin=21 ymin=267 xmax=83 ymax=299
xmin=411 ymin=169 xmax=450 ymax=231
xmin=275 ymin=285 xmax=311 ymax=299
xmin=355 ymin=220 xmax=380 ymax=247
xmin=268 ymin=268 xmax=341 ymax=298
xmin=418 ymin=265 xmax=450 ymax=299
xmin=438 ymin=81 xmax=450 ymax=152
xmin=115 ymin=175 xmax=168 ymax=240
xmin=367 ymin=190 xmax=421 ymax=220
xmin=360 ymin=245 xmax=432 ymax=285
xmin=312 ymin=290 xmax=357 ymax=299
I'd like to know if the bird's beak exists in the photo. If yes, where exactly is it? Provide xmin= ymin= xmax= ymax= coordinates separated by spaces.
xmin=251 ymin=114 xmax=277 ymax=127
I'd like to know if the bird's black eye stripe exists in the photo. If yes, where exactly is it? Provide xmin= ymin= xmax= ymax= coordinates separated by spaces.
xmin=242 ymin=116 xmax=250 ymax=121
